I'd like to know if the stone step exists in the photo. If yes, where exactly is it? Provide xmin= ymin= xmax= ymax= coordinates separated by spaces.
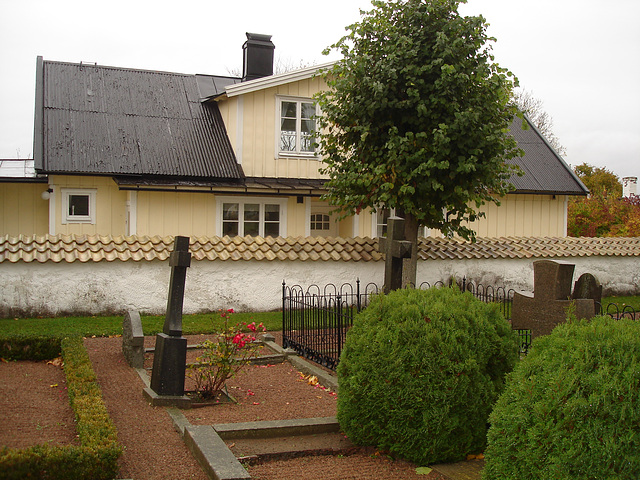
xmin=226 ymin=431 xmax=355 ymax=460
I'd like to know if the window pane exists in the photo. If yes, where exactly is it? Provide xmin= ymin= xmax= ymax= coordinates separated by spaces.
xmin=301 ymin=133 xmax=314 ymax=152
xmin=264 ymin=204 xmax=280 ymax=222
xmin=223 ymin=222 xmax=238 ymax=237
xmin=264 ymin=222 xmax=279 ymax=237
xmin=69 ymin=195 xmax=90 ymax=216
xmin=244 ymin=222 xmax=259 ymax=236
xmin=301 ymin=102 xmax=315 ymax=119
xmin=244 ymin=204 xmax=260 ymax=221
xmin=223 ymin=203 xmax=239 ymax=221
xmin=281 ymin=101 xmax=297 ymax=118
xmin=301 ymin=119 xmax=314 ymax=134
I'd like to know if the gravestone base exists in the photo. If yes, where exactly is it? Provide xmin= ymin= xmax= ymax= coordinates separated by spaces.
xmin=150 ymin=333 xmax=187 ymax=397
xmin=143 ymin=386 xmax=191 ymax=409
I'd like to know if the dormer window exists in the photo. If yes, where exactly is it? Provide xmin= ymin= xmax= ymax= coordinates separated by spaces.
xmin=277 ymin=96 xmax=316 ymax=157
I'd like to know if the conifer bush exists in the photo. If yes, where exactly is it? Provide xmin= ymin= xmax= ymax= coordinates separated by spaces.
xmin=483 ymin=315 xmax=640 ymax=479
xmin=337 ymin=287 xmax=518 ymax=465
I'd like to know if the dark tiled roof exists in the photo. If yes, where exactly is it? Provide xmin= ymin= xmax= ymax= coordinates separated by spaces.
xmin=508 ymin=116 xmax=588 ymax=195
xmin=1 ymin=234 xmax=638 ymax=264
xmin=34 ymin=59 xmax=241 ymax=180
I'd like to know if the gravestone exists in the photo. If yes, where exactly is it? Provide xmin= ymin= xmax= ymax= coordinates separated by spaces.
xmin=511 ymin=260 xmax=596 ymax=339
xmin=378 ymin=216 xmax=413 ymax=294
xmin=149 ymin=236 xmax=191 ymax=397
xmin=122 ymin=310 xmax=144 ymax=369
xmin=572 ymin=273 xmax=603 ymax=306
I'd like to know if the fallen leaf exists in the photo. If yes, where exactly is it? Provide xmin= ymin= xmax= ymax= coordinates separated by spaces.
xmin=1 ymin=358 xmax=8 ymax=363
xmin=49 ymin=384 xmax=58 ymax=388
xmin=416 ymin=467 xmax=432 ymax=475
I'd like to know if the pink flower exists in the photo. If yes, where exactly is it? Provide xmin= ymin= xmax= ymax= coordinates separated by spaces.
xmin=247 ymin=322 xmax=256 ymax=332
xmin=227 ymin=308 xmax=235 ymax=314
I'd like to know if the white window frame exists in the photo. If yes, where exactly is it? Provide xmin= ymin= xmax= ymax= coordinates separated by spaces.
xmin=275 ymin=96 xmax=318 ymax=159
xmin=216 ymin=196 xmax=288 ymax=238
xmin=371 ymin=208 xmax=431 ymax=238
xmin=61 ymin=188 xmax=97 ymax=224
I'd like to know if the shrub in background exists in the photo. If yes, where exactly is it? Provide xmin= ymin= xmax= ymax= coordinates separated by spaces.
xmin=337 ymin=287 xmax=519 ymax=465
xmin=483 ymin=315 xmax=640 ymax=479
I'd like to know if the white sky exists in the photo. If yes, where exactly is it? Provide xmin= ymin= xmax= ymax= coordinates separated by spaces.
xmin=1 ymin=0 xmax=638 ymax=179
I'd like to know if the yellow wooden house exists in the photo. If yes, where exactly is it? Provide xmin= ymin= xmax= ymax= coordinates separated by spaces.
xmin=1 ymin=33 xmax=588 ymax=240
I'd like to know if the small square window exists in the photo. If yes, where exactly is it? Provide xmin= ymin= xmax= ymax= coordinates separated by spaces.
xmin=62 ymin=189 xmax=96 ymax=224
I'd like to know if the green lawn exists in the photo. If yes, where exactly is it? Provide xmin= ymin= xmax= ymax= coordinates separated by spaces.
xmin=1 ymin=295 xmax=637 ymax=339
xmin=0 ymin=311 xmax=282 ymax=338
xmin=601 ymin=295 xmax=640 ymax=312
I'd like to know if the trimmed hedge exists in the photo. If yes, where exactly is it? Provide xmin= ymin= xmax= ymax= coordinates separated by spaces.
xmin=337 ymin=287 xmax=519 ymax=465
xmin=0 ymin=337 xmax=122 ymax=480
xmin=483 ymin=315 xmax=640 ymax=479
xmin=0 ymin=335 xmax=63 ymax=361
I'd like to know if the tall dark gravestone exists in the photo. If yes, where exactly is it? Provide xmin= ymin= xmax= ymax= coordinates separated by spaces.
xmin=150 ymin=236 xmax=191 ymax=397
xmin=378 ymin=216 xmax=413 ymax=294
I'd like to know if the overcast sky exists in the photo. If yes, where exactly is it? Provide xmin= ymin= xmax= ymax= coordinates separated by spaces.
xmin=1 ymin=0 xmax=638 ymax=179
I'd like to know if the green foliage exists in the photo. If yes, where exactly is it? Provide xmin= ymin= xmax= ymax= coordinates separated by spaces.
xmin=337 ymin=287 xmax=519 ymax=465
xmin=0 ymin=337 xmax=122 ymax=479
xmin=483 ymin=316 xmax=640 ymax=479
xmin=0 ymin=311 xmax=282 ymax=338
xmin=316 ymin=0 xmax=522 ymax=241
xmin=0 ymin=335 xmax=62 ymax=360
xmin=187 ymin=310 xmax=266 ymax=398
xmin=568 ymin=192 xmax=640 ymax=237
xmin=573 ymin=162 xmax=622 ymax=197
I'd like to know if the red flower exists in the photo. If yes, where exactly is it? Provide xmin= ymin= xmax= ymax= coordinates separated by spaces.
xmin=247 ymin=322 xmax=257 ymax=332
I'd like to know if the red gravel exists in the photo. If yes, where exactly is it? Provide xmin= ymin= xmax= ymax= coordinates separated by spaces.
xmin=1 ymin=335 xmax=445 ymax=480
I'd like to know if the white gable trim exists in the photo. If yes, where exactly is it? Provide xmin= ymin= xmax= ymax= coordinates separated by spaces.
xmin=224 ymin=61 xmax=336 ymax=98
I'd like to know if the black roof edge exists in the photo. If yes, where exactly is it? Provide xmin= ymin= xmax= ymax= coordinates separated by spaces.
xmin=33 ymin=56 xmax=44 ymax=172
xmin=520 ymin=113 xmax=590 ymax=195
xmin=0 ymin=175 xmax=48 ymax=184
xmin=510 ymin=189 xmax=588 ymax=196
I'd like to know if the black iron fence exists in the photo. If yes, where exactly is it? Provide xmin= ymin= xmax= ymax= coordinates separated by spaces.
xmin=282 ymin=278 xmax=525 ymax=370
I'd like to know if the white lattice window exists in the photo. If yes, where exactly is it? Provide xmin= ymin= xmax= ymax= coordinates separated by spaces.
xmin=217 ymin=197 xmax=287 ymax=237
xmin=277 ymin=97 xmax=316 ymax=157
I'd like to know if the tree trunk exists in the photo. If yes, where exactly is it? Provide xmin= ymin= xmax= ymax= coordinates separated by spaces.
xmin=401 ymin=212 xmax=420 ymax=288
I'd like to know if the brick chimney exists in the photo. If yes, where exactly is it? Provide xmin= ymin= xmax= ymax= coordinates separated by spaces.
xmin=242 ymin=33 xmax=275 ymax=82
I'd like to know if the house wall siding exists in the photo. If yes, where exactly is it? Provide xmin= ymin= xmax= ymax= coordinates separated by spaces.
xmin=0 ymin=183 xmax=49 ymax=236
xmin=218 ymin=77 xmax=328 ymax=180
xmin=50 ymin=175 xmax=128 ymax=236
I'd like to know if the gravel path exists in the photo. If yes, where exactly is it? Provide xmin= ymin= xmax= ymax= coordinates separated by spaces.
xmin=2 ymin=334 xmax=445 ymax=480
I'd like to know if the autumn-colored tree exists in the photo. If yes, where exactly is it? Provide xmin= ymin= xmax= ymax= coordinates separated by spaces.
xmin=568 ymin=193 xmax=640 ymax=237
xmin=567 ymin=163 xmax=636 ymax=237
xmin=573 ymin=162 xmax=622 ymax=197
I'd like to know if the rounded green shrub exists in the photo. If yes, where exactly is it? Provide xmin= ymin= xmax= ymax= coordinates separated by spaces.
xmin=483 ymin=315 xmax=640 ymax=479
xmin=337 ymin=287 xmax=519 ymax=465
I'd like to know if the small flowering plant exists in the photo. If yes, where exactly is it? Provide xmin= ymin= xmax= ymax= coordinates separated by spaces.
xmin=187 ymin=309 xmax=266 ymax=400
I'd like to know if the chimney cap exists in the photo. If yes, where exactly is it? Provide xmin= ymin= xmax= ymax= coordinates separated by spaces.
xmin=244 ymin=32 xmax=274 ymax=47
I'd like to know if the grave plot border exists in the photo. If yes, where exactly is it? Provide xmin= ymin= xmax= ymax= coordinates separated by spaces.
xmin=282 ymin=279 xmax=525 ymax=370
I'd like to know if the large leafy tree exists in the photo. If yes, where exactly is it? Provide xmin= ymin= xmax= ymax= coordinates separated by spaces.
xmin=316 ymin=0 xmax=522 ymax=285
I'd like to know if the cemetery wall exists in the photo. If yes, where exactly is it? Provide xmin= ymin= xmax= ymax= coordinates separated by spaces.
xmin=0 ymin=252 xmax=638 ymax=318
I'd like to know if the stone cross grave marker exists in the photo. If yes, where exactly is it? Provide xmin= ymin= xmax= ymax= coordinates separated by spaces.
xmin=150 ymin=236 xmax=191 ymax=397
xmin=511 ymin=260 xmax=596 ymax=339
xmin=378 ymin=216 xmax=413 ymax=294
